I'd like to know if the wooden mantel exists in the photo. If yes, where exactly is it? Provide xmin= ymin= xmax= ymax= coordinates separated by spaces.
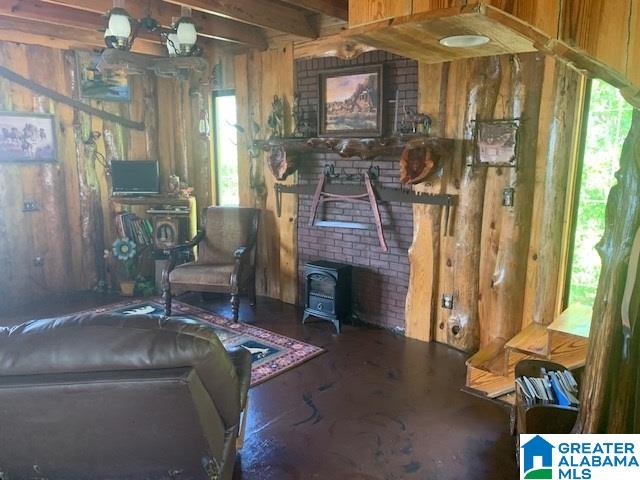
xmin=346 ymin=2 xmax=640 ymax=108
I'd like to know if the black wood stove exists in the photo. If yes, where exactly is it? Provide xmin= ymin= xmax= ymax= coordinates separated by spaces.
xmin=303 ymin=260 xmax=352 ymax=333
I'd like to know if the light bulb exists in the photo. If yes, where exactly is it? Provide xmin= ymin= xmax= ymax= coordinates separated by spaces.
xmin=108 ymin=8 xmax=132 ymax=38
xmin=176 ymin=17 xmax=197 ymax=53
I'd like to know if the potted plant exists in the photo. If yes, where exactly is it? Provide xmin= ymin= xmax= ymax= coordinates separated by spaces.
xmin=111 ymin=237 xmax=138 ymax=296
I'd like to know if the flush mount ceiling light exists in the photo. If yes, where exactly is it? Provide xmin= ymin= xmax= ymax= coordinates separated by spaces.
xmin=439 ymin=34 xmax=491 ymax=48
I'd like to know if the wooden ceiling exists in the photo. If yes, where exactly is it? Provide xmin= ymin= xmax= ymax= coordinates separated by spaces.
xmin=0 ymin=0 xmax=349 ymax=54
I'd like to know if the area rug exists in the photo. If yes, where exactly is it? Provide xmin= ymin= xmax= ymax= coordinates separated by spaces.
xmin=85 ymin=298 xmax=324 ymax=387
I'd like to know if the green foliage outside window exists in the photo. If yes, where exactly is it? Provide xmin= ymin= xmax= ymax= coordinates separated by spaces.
xmin=567 ymin=80 xmax=632 ymax=307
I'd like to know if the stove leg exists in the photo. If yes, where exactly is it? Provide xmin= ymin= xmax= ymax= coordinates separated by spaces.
xmin=333 ymin=319 xmax=341 ymax=334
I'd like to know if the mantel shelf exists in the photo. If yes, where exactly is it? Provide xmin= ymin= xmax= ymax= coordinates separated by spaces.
xmin=256 ymin=135 xmax=454 ymax=161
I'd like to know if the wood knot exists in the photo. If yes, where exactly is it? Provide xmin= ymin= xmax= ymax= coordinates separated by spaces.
xmin=446 ymin=258 xmax=452 ymax=267
xmin=451 ymin=325 xmax=460 ymax=336
xmin=532 ymin=253 xmax=538 ymax=261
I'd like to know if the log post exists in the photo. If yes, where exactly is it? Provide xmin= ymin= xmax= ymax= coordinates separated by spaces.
xmin=577 ymin=109 xmax=640 ymax=433
xmin=530 ymin=63 xmax=582 ymax=325
xmin=487 ymin=53 xmax=545 ymax=343
xmin=446 ymin=56 xmax=502 ymax=352
xmin=405 ymin=62 xmax=449 ymax=342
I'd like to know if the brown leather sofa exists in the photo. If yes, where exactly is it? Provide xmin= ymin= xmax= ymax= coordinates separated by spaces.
xmin=0 ymin=312 xmax=251 ymax=480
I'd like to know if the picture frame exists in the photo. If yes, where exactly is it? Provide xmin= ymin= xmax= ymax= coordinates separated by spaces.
xmin=319 ymin=65 xmax=383 ymax=137
xmin=0 ymin=112 xmax=57 ymax=163
xmin=77 ymin=51 xmax=130 ymax=102
xmin=474 ymin=119 xmax=520 ymax=167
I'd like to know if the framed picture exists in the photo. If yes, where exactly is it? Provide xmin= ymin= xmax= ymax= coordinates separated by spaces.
xmin=474 ymin=119 xmax=520 ymax=167
xmin=319 ymin=65 xmax=383 ymax=137
xmin=0 ymin=112 xmax=57 ymax=163
xmin=77 ymin=51 xmax=130 ymax=102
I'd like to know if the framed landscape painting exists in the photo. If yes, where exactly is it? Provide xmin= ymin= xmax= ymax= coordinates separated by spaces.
xmin=0 ymin=112 xmax=57 ymax=163
xmin=319 ymin=65 xmax=383 ymax=137
xmin=77 ymin=51 xmax=130 ymax=102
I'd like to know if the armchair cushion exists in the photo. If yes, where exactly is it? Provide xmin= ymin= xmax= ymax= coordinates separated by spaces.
xmin=169 ymin=262 xmax=236 ymax=287
xmin=198 ymin=207 xmax=259 ymax=265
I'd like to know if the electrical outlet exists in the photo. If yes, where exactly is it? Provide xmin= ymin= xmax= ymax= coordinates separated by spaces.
xmin=502 ymin=187 xmax=515 ymax=207
xmin=33 ymin=256 xmax=44 ymax=267
xmin=23 ymin=200 xmax=39 ymax=212
xmin=441 ymin=293 xmax=454 ymax=310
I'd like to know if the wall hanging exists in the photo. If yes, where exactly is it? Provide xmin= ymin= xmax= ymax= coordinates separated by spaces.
xmin=319 ymin=65 xmax=383 ymax=137
xmin=78 ymin=51 xmax=130 ymax=102
xmin=473 ymin=119 xmax=520 ymax=167
xmin=0 ymin=112 xmax=56 ymax=163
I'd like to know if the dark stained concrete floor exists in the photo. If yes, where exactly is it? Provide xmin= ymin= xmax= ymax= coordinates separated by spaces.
xmin=1 ymin=292 xmax=518 ymax=480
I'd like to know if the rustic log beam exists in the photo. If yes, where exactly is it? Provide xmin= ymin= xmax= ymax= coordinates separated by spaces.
xmin=576 ymin=109 xmax=640 ymax=434
xmin=0 ymin=0 xmax=161 ymax=44
xmin=446 ymin=55 xmax=502 ymax=353
xmin=41 ymin=0 xmax=268 ymax=49
xmin=0 ymin=64 xmax=145 ymax=130
xmin=161 ymin=0 xmax=319 ymax=39
xmin=279 ymin=0 xmax=348 ymax=20
xmin=0 ymin=15 xmax=164 ymax=55
xmin=294 ymin=32 xmax=375 ymax=60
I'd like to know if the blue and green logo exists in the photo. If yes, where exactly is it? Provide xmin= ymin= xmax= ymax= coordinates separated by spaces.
xmin=521 ymin=435 xmax=554 ymax=479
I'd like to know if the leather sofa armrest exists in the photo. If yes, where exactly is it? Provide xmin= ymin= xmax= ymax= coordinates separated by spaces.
xmin=226 ymin=347 xmax=251 ymax=410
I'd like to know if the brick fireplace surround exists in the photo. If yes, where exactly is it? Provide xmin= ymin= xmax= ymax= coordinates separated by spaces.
xmin=295 ymin=51 xmax=418 ymax=331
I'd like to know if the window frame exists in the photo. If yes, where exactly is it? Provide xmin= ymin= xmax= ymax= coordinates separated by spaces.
xmin=212 ymin=89 xmax=238 ymax=206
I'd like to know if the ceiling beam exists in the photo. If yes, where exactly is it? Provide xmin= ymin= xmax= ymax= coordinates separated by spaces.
xmin=278 ymin=0 xmax=348 ymax=21
xmin=161 ymin=0 xmax=319 ymax=39
xmin=0 ymin=15 xmax=164 ymax=55
xmin=41 ymin=0 xmax=268 ymax=49
xmin=0 ymin=0 xmax=161 ymax=44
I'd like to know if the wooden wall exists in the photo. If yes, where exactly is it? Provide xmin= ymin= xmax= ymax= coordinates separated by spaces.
xmin=0 ymin=41 xmax=213 ymax=313
xmin=234 ymin=44 xmax=298 ymax=305
xmin=349 ymin=0 xmax=640 ymax=87
xmin=404 ymin=53 xmax=583 ymax=351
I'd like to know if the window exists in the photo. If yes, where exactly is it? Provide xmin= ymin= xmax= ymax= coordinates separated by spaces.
xmin=213 ymin=91 xmax=239 ymax=206
xmin=566 ymin=80 xmax=633 ymax=308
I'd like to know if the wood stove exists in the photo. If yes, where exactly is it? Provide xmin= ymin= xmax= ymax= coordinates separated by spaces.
xmin=303 ymin=260 xmax=352 ymax=333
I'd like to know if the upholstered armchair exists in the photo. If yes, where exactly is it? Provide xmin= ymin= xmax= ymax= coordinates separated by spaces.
xmin=162 ymin=206 xmax=260 ymax=322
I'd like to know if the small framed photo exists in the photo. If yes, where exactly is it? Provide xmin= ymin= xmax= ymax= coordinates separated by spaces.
xmin=319 ymin=65 xmax=383 ymax=137
xmin=0 ymin=112 xmax=57 ymax=163
xmin=77 ymin=51 xmax=130 ymax=102
xmin=474 ymin=119 xmax=520 ymax=167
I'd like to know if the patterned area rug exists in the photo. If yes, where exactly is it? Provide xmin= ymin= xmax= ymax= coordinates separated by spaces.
xmin=88 ymin=298 xmax=324 ymax=387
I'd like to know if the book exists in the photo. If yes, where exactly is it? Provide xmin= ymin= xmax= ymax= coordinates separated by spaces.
xmin=517 ymin=369 xmax=579 ymax=408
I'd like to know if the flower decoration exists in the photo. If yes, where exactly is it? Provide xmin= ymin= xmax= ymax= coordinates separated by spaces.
xmin=112 ymin=238 xmax=137 ymax=261
xmin=111 ymin=237 xmax=138 ymax=281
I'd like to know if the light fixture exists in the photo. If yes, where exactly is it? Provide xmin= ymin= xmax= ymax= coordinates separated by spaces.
xmin=439 ymin=34 xmax=490 ymax=48
xmin=105 ymin=7 xmax=136 ymax=50
xmin=165 ymin=32 xmax=180 ymax=57
xmin=164 ymin=16 xmax=198 ymax=56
